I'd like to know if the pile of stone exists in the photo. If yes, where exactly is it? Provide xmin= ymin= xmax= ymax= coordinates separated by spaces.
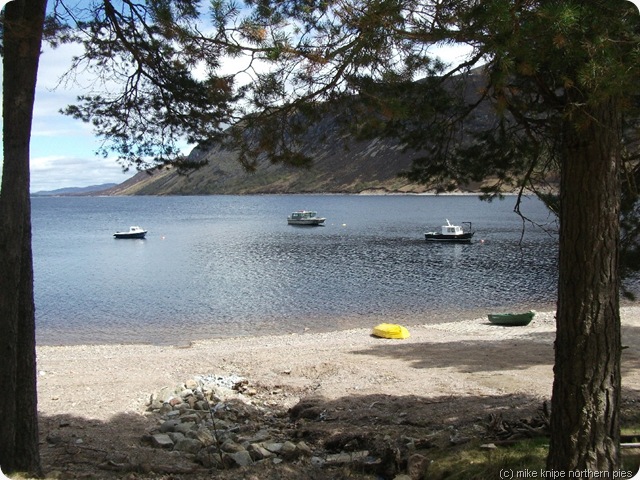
xmin=143 ymin=374 xmax=374 ymax=472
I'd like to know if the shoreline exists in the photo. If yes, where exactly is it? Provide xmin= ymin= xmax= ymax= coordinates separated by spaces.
xmin=35 ymin=301 xmax=560 ymax=348
xmin=33 ymin=307 xmax=640 ymax=478
xmin=35 ymin=307 xmax=640 ymax=423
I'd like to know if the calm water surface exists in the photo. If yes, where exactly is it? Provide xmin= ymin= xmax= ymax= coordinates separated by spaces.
xmin=32 ymin=194 xmax=559 ymax=345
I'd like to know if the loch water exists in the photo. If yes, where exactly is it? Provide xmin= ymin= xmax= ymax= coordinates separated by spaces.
xmin=32 ymin=194 xmax=559 ymax=346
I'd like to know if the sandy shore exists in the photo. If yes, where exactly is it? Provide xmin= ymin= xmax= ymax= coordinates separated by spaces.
xmin=36 ymin=307 xmax=640 ymax=422
xmin=31 ymin=307 xmax=640 ymax=478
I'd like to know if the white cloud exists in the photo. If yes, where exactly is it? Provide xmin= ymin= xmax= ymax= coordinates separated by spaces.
xmin=0 ymin=42 xmax=137 ymax=192
xmin=434 ymin=44 xmax=479 ymax=72
xmin=30 ymin=154 xmax=133 ymax=193
xmin=1 ymin=14 xmax=477 ymax=193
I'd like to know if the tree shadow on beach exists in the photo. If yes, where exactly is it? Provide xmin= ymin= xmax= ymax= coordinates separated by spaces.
xmin=621 ymin=325 xmax=640 ymax=376
xmin=36 ymin=323 xmax=640 ymax=479
xmin=38 ymin=411 xmax=179 ymax=479
xmin=37 ymin=387 xmax=640 ymax=479
xmin=348 ymin=323 xmax=640 ymax=376
xmin=37 ymin=390 xmax=552 ymax=480
xmin=350 ymin=332 xmax=555 ymax=374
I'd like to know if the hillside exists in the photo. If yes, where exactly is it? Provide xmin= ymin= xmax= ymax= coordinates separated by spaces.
xmin=102 ymin=109 xmax=439 ymax=196
xmin=104 ymin=141 xmax=434 ymax=196
xmin=103 ymin=71 xmax=492 ymax=196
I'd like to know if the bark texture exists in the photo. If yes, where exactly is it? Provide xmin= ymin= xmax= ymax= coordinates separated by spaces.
xmin=0 ymin=0 xmax=47 ymax=474
xmin=547 ymin=97 xmax=622 ymax=471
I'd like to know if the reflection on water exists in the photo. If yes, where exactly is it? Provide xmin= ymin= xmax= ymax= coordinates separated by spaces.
xmin=32 ymin=194 xmax=559 ymax=345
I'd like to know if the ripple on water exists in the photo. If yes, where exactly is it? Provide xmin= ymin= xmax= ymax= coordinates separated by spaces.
xmin=32 ymin=195 xmax=560 ymax=345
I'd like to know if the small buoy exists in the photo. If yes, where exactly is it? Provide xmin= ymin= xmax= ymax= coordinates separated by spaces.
xmin=342 ymin=223 xmax=347 ymax=227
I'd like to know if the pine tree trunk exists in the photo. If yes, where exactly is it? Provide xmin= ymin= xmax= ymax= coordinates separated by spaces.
xmin=0 ymin=0 xmax=47 ymax=474
xmin=546 ymin=97 xmax=622 ymax=471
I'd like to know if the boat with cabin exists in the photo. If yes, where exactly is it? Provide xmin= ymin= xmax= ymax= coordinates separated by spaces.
xmin=287 ymin=210 xmax=326 ymax=226
xmin=425 ymin=219 xmax=474 ymax=243
xmin=113 ymin=226 xmax=147 ymax=239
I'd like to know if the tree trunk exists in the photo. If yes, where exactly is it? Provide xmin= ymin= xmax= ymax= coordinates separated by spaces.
xmin=0 ymin=0 xmax=47 ymax=474
xmin=546 ymin=97 xmax=622 ymax=471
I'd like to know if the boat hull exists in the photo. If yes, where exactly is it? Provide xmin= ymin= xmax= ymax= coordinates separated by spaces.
xmin=114 ymin=232 xmax=147 ymax=239
xmin=287 ymin=218 xmax=326 ymax=226
xmin=372 ymin=323 xmax=410 ymax=339
xmin=488 ymin=311 xmax=535 ymax=326
xmin=424 ymin=232 xmax=474 ymax=243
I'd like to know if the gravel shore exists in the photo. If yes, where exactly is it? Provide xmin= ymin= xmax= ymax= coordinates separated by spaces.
xmin=36 ymin=308 xmax=639 ymax=421
xmin=34 ymin=307 xmax=640 ymax=478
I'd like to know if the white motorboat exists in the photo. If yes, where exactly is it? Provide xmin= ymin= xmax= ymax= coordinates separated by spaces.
xmin=113 ymin=226 xmax=147 ymax=239
xmin=287 ymin=210 xmax=326 ymax=226
xmin=424 ymin=219 xmax=474 ymax=243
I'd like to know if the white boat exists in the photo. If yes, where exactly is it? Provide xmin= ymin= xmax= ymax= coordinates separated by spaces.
xmin=287 ymin=210 xmax=326 ymax=226
xmin=424 ymin=219 xmax=474 ymax=243
xmin=113 ymin=226 xmax=147 ymax=239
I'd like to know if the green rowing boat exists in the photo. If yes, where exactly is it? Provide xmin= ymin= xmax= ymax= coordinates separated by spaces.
xmin=487 ymin=311 xmax=535 ymax=326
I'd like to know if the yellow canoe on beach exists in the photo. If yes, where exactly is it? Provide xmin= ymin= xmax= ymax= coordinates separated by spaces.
xmin=372 ymin=323 xmax=410 ymax=339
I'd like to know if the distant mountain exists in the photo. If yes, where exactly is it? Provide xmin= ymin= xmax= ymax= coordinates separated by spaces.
xmin=99 ymin=69 xmax=497 ymax=196
xmin=99 ymin=110 xmax=461 ymax=196
xmin=32 ymin=183 xmax=119 ymax=196
xmin=100 ymin=135 xmax=436 ymax=196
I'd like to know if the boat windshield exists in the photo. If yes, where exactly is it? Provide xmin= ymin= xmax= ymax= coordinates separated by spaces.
xmin=292 ymin=211 xmax=316 ymax=219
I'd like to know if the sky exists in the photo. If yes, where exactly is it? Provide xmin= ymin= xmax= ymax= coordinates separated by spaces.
xmin=1 ymin=9 xmax=474 ymax=193
xmin=27 ymin=43 xmax=140 ymax=193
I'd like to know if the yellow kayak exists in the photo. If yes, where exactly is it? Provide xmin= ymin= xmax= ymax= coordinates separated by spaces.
xmin=372 ymin=323 xmax=410 ymax=339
